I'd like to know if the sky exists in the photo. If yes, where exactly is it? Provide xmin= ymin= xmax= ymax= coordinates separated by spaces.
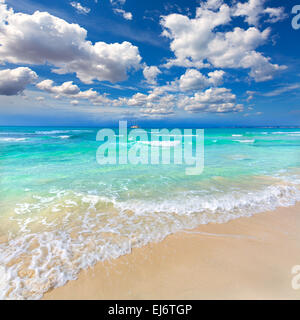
xmin=0 ymin=0 xmax=300 ymax=127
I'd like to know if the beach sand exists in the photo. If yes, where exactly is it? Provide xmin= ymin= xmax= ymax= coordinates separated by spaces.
xmin=44 ymin=203 xmax=300 ymax=300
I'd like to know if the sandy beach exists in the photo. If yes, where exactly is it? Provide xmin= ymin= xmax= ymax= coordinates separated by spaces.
xmin=44 ymin=203 xmax=300 ymax=300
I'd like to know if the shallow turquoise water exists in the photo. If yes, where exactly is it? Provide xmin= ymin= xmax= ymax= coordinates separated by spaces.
xmin=0 ymin=126 xmax=300 ymax=299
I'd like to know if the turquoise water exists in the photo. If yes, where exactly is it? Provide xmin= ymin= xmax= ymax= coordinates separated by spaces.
xmin=0 ymin=126 xmax=300 ymax=299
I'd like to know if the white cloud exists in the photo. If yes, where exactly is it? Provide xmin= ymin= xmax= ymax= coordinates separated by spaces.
xmin=178 ymin=69 xmax=225 ymax=91
xmin=70 ymin=100 xmax=79 ymax=105
xmin=113 ymin=83 xmax=244 ymax=117
xmin=177 ymin=87 xmax=243 ymax=113
xmin=161 ymin=1 xmax=286 ymax=82
xmin=246 ymin=90 xmax=255 ymax=101
xmin=0 ymin=2 xmax=142 ymax=84
xmin=137 ymin=93 xmax=176 ymax=118
xmin=140 ymin=106 xmax=175 ymax=118
xmin=263 ymin=83 xmax=300 ymax=97
xmin=110 ymin=0 xmax=126 ymax=5
xmin=234 ymin=0 xmax=265 ymax=26
xmin=113 ymin=8 xmax=133 ymax=20
xmin=208 ymin=27 xmax=286 ymax=82
xmin=143 ymin=66 xmax=161 ymax=85
xmin=110 ymin=0 xmax=132 ymax=20
xmin=111 ymin=87 xmax=176 ymax=118
xmin=70 ymin=2 xmax=91 ymax=14
xmin=0 ymin=67 xmax=38 ymax=96
xmin=245 ymin=83 xmax=300 ymax=99
xmin=37 ymin=80 xmax=80 ymax=95
xmin=161 ymin=3 xmax=231 ymax=67
xmin=202 ymin=0 xmax=224 ymax=10
xmin=234 ymin=0 xmax=286 ymax=26
xmin=264 ymin=7 xmax=287 ymax=24
xmin=36 ymin=79 xmax=111 ymax=105
xmin=151 ymin=69 xmax=225 ymax=93
xmin=36 ymin=77 xmax=244 ymax=118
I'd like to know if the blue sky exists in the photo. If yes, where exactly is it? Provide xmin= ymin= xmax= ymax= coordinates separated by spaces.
xmin=0 ymin=0 xmax=299 ymax=127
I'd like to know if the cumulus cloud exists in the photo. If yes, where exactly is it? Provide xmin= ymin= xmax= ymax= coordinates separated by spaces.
xmin=36 ymin=79 xmax=110 ymax=105
xmin=0 ymin=2 xmax=141 ymax=83
xmin=70 ymin=2 xmax=91 ymax=14
xmin=178 ymin=69 xmax=225 ymax=91
xmin=113 ymin=8 xmax=133 ymax=20
xmin=37 ymin=80 xmax=80 ymax=95
xmin=113 ymin=83 xmax=243 ymax=117
xmin=151 ymin=69 xmax=225 ymax=94
xmin=110 ymin=87 xmax=175 ymax=118
xmin=201 ymin=0 xmax=224 ymax=10
xmin=234 ymin=0 xmax=286 ymax=26
xmin=36 ymin=77 xmax=244 ymax=118
xmin=0 ymin=67 xmax=38 ymax=96
xmin=70 ymin=100 xmax=79 ymax=105
xmin=140 ymin=106 xmax=175 ymax=118
xmin=133 ymin=93 xmax=175 ymax=118
xmin=110 ymin=0 xmax=132 ymax=20
xmin=177 ymin=87 xmax=243 ymax=113
xmin=143 ymin=66 xmax=161 ymax=85
xmin=161 ymin=0 xmax=286 ymax=81
xmin=110 ymin=0 xmax=126 ymax=5
xmin=264 ymin=7 xmax=287 ymax=23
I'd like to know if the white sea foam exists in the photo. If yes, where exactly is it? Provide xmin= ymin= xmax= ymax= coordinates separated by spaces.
xmin=35 ymin=130 xmax=93 ymax=135
xmin=35 ymin=130 xmax=70 ymax=134
xmin=233 ymin=139 xmax=255 ymax=143
xmin=0 ymin=138 xmax=27 ymax=142
xmin=151 ymin=133 xmax=197 ymax=137
xmin=0 ymin=179 xmax=299 ymax=300
xmin=110 ymin=184 xmax=300 ymax=216
xmin=139 ymin=140 xmax=181 ymax=147
xmin=271 ymin=131 xmax=300 ymax=135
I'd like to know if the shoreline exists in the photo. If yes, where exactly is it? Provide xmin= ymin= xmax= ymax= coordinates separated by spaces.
xmin=44 ymin=203 xmax=300 ymax=300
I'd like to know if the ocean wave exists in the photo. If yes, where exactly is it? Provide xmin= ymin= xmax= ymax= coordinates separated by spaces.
xmin=0 ymin=179 xmax=299 ymax=300
xmin=233 ymin=139 xmax=255 ymax=143
xmin=35 ymin=130 xmax=93 ymax=135
xmin=35 ymin=130 xmax=71 ymax=134
xmin=150 ymin=134 xmax=197 ymax=137
xmin=111 ymin=184 xmax=300 ymax=216
xmin=0 ymin=138 xmax=27 ymax=142
xmin=271 ymin=131 xmax=300 ymax=135
xmin=139 ymin=140 xmax=181 ymax=147
xmin=0 ymin=132 xmax=22 ymax=135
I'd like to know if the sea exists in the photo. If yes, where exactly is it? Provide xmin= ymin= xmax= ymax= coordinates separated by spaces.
xmin=0 ymin=126 xmax=300 ymax=299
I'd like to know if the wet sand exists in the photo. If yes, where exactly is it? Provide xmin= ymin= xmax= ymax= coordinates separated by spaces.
xmin=44 ymin=203 xmax=300 ymax=300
